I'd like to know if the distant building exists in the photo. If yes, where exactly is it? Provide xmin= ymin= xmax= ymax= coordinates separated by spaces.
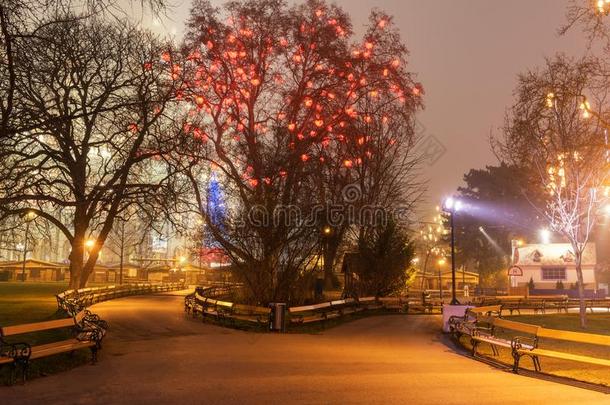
xmin=509 ymin=243 xmax=596 ymax=290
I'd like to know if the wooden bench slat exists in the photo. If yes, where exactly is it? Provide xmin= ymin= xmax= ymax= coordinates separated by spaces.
xmin=520 ymin=348 xmax=610 ymax=367
xmin=214 ymin=300 xmax=233 ymax=308
xmin=233 ymin=304 xmax=271 ymax=314
xmin=30 ymin=340 xmax=96 ymax=360
xmin=469 ymin=305 xmax=502 ymax=314
xmin=493 ymin=318 xmax=539 ymax=335
xmin=289 ymin=302 xmax=331 ymax=313
xmin=537 ymin=327 xmax=610 ymax=346
xmin=2 ymin=318 xmax=75 ymax=336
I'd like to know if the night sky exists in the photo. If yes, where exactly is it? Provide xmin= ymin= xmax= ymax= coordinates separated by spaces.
xmin=136 ymin=0 xmax=590 ymax=217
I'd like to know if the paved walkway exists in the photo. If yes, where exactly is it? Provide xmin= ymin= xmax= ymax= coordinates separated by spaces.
xmin=2 ymin=291 xmax=608 ymax=404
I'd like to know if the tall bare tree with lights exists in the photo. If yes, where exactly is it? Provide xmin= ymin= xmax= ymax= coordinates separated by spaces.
xmin=495 ymin=55 xmax=610 ymax=328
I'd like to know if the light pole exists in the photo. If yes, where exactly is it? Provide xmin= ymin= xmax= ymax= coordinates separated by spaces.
xmin=442 ymin=197 xmax=461 ymax=305
xmin=20 ymin=211 xmax=37 ymax=282
xmin=437 ymin=258 xmax=445 ymax=302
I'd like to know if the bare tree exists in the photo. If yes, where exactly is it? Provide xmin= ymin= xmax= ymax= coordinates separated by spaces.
xmin=1 ymin=0 xmax=169 ymax=140
xmin=494 ymin=55 xmax=610 ymax=328
xmin=0 ymin=14 xmax=185 ymax=288
xmin=561 ymin=0 xmax=610 ymax=48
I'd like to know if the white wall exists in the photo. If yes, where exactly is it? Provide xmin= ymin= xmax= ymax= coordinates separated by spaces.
xmin=514 ymin=265 xmax=596 ymax=288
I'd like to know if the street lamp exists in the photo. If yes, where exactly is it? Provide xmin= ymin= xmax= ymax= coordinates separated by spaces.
xmin=84 ymin=239 xmax=96 ymax=250
xmin=437 ymin=258 xmax=446 ymax=302
xmin=442 ymin=197 xmax=461 ymax=305
xmin=539 ymin=228 xmax=551 ymax=244
xmin=596 ymin=0 xmax=610 ymax=15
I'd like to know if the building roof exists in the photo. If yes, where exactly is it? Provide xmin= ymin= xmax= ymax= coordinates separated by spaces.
xmin=0 ymin=259 xmax=68 ymax=270
xmin=514 ymin=243 xmax=596 ymax=266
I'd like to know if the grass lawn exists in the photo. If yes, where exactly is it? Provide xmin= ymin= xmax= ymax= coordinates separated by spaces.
xmin=458 ymin=313 xmax=610 ymax=386
xmin=0 ymin=282 xmax=69 ymax=326
xmin=0 ymin=282 xmax=89 ymax=384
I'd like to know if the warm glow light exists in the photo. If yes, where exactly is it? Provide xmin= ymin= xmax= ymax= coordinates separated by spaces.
xmin=516 ymin=239 xmax=524 ymax=247
xmin=84 ymin=239 xmax=95 ymax=249
xmin=438 ymin=258 xmax=446 ymax=266
xmin=539 ymin=229 xmax=551 ymax=244
xmin=323 ymin=226 xmax=332 ymax=235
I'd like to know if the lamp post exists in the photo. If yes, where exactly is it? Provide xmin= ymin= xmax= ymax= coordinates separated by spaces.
xmin=437 ymin=258 xmax=445 ymax=303
xmin=442 ymin=197 xmax=461 ymax=305
xmin=20 ymin=211 xmax=37 ymax=282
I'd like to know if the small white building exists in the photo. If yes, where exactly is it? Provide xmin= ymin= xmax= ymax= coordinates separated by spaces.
xmin=509 ymin=243 xmax=596 ymax=290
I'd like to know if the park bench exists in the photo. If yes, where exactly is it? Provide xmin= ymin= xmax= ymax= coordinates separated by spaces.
xmin=586 ymin=298 xmax=610 ymax=313
xmin=0 ymin=310 xmax=106 ymax=382
xmin=537 ymin=296 xmax=569 ymax=313
xmin=334 ymin=298 xmax=363 ymax=315
xmin=448 ymin=305 xmax=502 ymax=338
xmin=470 ymin=317 xmax=610 ymax=373
xmin=516 ymin=298 xmax=546 ymax=314
xmin=496 ymin=297 xmax=522 ymax=315
xmin=326 ymin=299 xmax=357 ymax=318
xmin=379 ymin=297 xmax=408 ymax=312
xmin=231 ymin=304 xmax=271 ymax=326
xmin=471 ymin=317 xmax=537 ymax=357
xmin=197 ymin=297 xmax=234 ymax=321
xmin=357 ymin=296 xmax=383 ymax=311
xmin=405 ymin=298 xmax=433 ymax=314
xmin=511 ymin=325 xmax=610 ymax=373
xmin=289 ymin=302 xmax=333 ymax=324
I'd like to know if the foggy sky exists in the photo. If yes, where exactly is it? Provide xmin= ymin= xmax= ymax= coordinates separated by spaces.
xmin=140 ymin=0 xmax=590 ymax=218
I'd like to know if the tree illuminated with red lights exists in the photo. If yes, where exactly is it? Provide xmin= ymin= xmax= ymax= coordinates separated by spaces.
xmin=174 ymin=0 xmax=423 ymax=302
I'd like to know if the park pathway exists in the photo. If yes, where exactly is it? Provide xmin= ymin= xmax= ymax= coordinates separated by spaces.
xmin=2 ymin=291 xmax=608 ymax=404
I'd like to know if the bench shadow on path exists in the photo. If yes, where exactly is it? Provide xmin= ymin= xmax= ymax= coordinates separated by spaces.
xmin=436 ymin=328 xmax=610 ymax=395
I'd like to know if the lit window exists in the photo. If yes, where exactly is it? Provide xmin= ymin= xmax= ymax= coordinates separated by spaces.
xmin=541 ymin=267 xmax=566 ymax=280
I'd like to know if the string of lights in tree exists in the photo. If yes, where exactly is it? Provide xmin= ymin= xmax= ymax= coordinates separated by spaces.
xmin=156 ymin=3 xmax=422 ymax=191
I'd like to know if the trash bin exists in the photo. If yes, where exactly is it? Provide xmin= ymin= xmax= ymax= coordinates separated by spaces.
xmin=269 ymin=302 xmax=286 ymax=332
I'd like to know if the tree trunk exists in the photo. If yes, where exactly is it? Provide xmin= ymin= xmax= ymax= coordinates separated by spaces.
xmin=420 ymin=252 xmax=430 ymax=290
xmin=68 ymin=245 xmax=84 ymax=289
xmin=575 ymin=250 xmax=587 ymax=329
xmin=323 ymin=238 xmax=339 ymax=289
xmin=119 ymin=221 xmax=125 ymax=285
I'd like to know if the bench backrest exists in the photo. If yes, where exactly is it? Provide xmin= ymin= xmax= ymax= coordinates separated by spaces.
xmin=469 ymin=305 xmax=502 ymax=315
xmin=358 ymin=296 xmax=376 ymax=303
xmin=492 ymin=318 xmax=539 ymax=335
xmin=289 ymin=302 xmax=332 ymax=313
xmin=537 ymin=327 xmax=610 ymax=346
xmin=215 ymin=300 xmax=233 ymax=309
xmin=378 ymin=297 xmax=401 ymax=303
xmin=1 ymin=316 xmax=76 ymax=337
xmin=528 ymin=295 xmax=567 ymax=300
xmin=233 ymin=304 xmax=271 ymax=315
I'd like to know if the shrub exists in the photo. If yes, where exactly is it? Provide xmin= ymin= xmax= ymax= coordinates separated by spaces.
xmin=352 ymin=219 xmax=415 ymax=297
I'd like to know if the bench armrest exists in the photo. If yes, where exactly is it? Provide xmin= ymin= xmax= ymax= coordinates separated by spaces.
xmin=76 ymin=327 xmax=104 ymax=343
xmin=511 ymin=335 xmax=538 ymax=351
xmin=0 ymin=341 xmax=32 ymax=360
